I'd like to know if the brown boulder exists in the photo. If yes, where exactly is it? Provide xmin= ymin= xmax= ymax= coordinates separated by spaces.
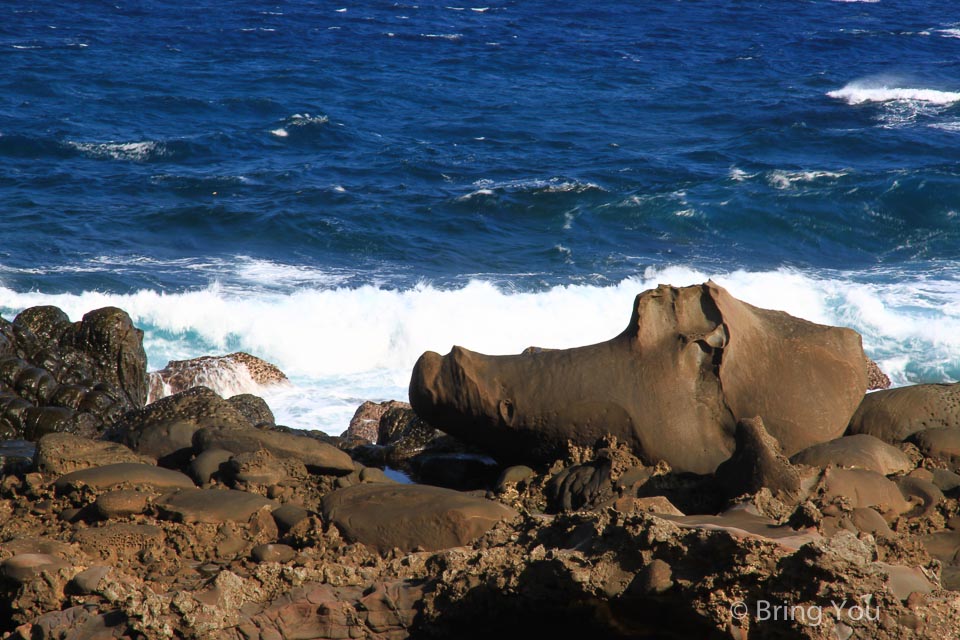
xmin=113 ymin=386 xmax=251 ymax=461
xmin=790 ymin=434 xmax=914 ymax=475
xmin=321 ymin=483 xmax=518 ymax=552
xmin=193 ymin=423 xmax=354 ymax=476
xmin=34 ymin=432 xmax=153 ymax=475
xmin=848 ymin=382 xmax=960 ymax=443
xmin=53 ymin=462 xmax=194 ymax=492
xmin=410 ymin=282 xmax=866 ymax=473
xmin=156 ymin=487 xmax=278 ymax=524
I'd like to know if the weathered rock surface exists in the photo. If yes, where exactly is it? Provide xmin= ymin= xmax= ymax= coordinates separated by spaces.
xmin=147 ymin=352 xmax=288 ymax=403
xmin=194 ymin=423 xmax=355 ymax=476
xmin=321 ymin=483 xmax=518 ymax=552
xmin=156 ymin=487 xmax=278 ymax=524
xmin=791 ymin=433 xmax=914 ymax=475
xmin=112 ymin=386 xmax=252 ymax=462
xmin=53 ymin=462 xmax=195 ymax=492
xmin=34 ymin=432 xmax=153 ymax=475
xmin=0 ymin=305 xmax=147 ymax=441
xmin=848 ymin=382 xmax=960 ymax=443
xmin=410 ymin=281 xmax=867 ymax=473
xmin=715 ymin=416 xmax=805 ymax=504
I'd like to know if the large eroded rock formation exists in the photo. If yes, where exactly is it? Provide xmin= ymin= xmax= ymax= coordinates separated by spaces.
xmin=410 ymin=282 xmax=867 ymax=474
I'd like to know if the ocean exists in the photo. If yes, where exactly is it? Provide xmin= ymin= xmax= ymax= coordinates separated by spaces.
xmin=1 ymin=0 xmax=959 ymax=435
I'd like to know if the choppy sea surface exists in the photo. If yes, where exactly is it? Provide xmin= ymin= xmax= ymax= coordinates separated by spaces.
xmin=1 ymin=0 xmax=959 ymax=434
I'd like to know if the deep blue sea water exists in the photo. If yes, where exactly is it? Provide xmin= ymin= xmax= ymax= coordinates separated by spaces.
xmin=1 ymin=0 xmax=959 ymax=432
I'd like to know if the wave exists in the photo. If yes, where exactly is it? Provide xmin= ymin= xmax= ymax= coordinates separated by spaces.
xmin=827 ymin=83 xmax=960 ymax=106
xmin=0 ymin=265 xmax=958 ymax=433
xmin=766 ymin=170 xmax=848 ymax=190
xmin=65 ymin=140 xmax=168 ymax=162
xmin=458 ymin=177 xmax=606 ymax=200
xmin=270 ymin=113 xmax=330 ymax=138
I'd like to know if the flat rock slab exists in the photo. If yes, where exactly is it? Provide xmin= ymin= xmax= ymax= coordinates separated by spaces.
xmin=34 ymin=432 xmax=153 ymax=475
xmin=194 ymin=424 xmax=354 ymax=476
xmin=321 ymin=483 xmax=518 ymax=552
xmin=54 ymin=463 xmax=195 ymax=492
xmin=1 ymin=553 xmax=69 ymax=583
xmin=156 ymin=487 xmax=278 ymax=524
xmin=72 ymin=524 xmax=165 ymax=558
xmin=848 ymin=382 xmax=960 ymax=443
xmin=663 ymin=506 xmax=820 ymax=551
xmin=790 ymin=434 xmax=913 ymax=475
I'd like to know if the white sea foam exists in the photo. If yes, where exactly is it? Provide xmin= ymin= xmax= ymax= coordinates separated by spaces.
xmin=460 ymin=177 xmax=605 ymax=200
xmin=939 ymin=28 xmax=960 ymax=39
xmin=929 ymin=121 xmax=960 ymax=132
xmin=66 ymin=140 xmax=165 ymax=162
xmin=827 ymin=83 xmax=960 ymax=105
xmin=420 ymin=33 xmax=463 ymax=41
xmin=0 ymin=266 xmax=956 ymax=434
xmin=766 ymin=170 xmax=848 ymax=190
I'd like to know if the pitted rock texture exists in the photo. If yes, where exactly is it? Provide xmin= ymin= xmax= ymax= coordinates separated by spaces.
xmin=0 ymin=306 xmax=147 ymax=440
xmin=411 ymin=281 xmax=867 ymax=473
xmin=321 ymin=483 xmax=518 ymax=552
xmin=147 ymin=352 xmax=288 ymax=404
xmin=848 ymin=382 xmax=960 ymax=443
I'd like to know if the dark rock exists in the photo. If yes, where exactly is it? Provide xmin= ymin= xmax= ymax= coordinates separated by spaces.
xmin=849 ymin=382 xmax=960 ymax=443
xmin=226 ymin=393 xmax=275 ymax=427
xmin=13 ymin=306 xmax=70 ymax=347
xmin=321 ymin=483 xmax=518 ymax=552
xmin=271 ymin=503 xmax=309 ymax=533
xmin=68 ymin=565 xmax=111 ymax=595
xmin=410 ymin=452 xmax=500 ymax=491
xmin=95 ymin=489 xmax=151 ymax=519
xmin=189 ymin=448 xmax=233 ymax=485
xmin=410 ymin=282 xmax=867 ymax=473
xmin=194 ymin=423 xmax=354 ymax=476
xmin=66 ymin=307 xmax=148 ymax=410
xmin=496 ymin=465 xmax=535 ymax=489
xmin=54 ymin=463 xmax=194 ymax=492
xmin=112 ymin=386 xmax=250 ymax=463
xmin=156 ymin=487 xmax=278 ymax=524
xmin=34 ymin=432 xmax=153 ymax=475
xmin=547 ymin=459 xmax=613 ymax=512
xmin=342 ymin=400 xmax=409 ymax=443
xmin=715 ymin=416 xmax=803 ymax=502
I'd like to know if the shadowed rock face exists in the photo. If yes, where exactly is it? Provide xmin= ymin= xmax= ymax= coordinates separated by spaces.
xmin=410 ymin=282 xmax=867 ymax=474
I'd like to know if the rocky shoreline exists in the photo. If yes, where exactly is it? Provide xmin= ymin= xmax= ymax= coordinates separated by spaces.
xmin=2 ymin=284 xmax=960 ymax=639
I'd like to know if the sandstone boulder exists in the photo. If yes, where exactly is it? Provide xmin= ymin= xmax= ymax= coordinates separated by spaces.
xmin=790 ymin=434 xmax=914 ymax=475
xmin=34 ymin=432 xmax=153 ymax=475
xmin=113 ymin=386 xmax=250 ymax=461
xmin=156 ymin=487 xmax=278 ymax=524
xmin=410 ymin=282 xmax=867 ymax=473
xmin=53 ymin=463 xmax=194 ymax=492
xmin=194 ymin=423 xmax=354 ymax=476
xmin=321 ymin=483 xmax=518 ymax=552
xmin=848 ymin=382 xmax=960 ymax=443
